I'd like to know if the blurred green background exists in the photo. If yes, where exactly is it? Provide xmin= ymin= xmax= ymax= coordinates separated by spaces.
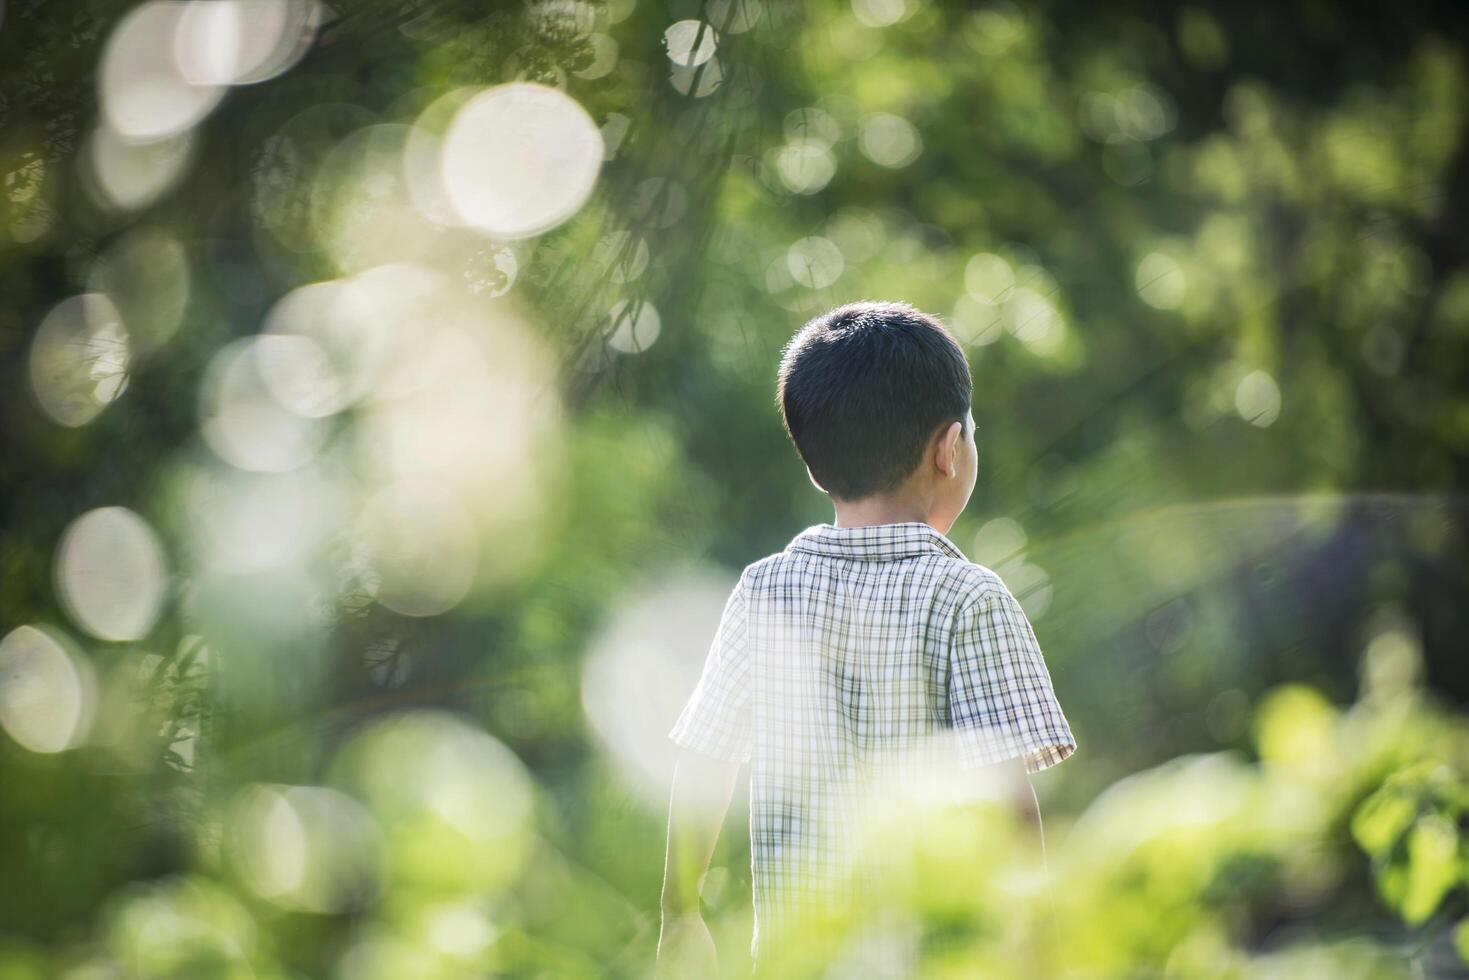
xmin=2 ymin=0 xmax=1468 ymax=976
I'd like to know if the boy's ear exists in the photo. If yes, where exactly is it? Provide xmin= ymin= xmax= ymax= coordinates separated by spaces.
xmin=935 ymin=421 xmax=962 ymax=479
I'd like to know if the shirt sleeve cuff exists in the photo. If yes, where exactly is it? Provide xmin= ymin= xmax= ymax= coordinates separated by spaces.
xmin=953 ymin=724 xmax=1077 ymax=774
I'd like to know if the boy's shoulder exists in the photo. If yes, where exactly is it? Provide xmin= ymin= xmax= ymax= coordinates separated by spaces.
xmin=734 ymin=552 xmax=791 ymax=591
xmin=737 ymin=547 xmax=1007 ymax=607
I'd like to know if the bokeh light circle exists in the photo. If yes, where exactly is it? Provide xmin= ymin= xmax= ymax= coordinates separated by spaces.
xmin=56 ymin=506 xmax=169 ymax=643
xmin=593 ymin=231 xmax=650 ymax=284
xmin=441 ymin=82 xmax=604 ymax=240
xmin=200 ymin=335 xmax=328 ymax=472
xmin=462 ymin=244 xmax=518 ymax=297
xmin=182 ymin=466 xmax=344 ymax=574
xmin=859 ymin=113 xmax=922 ymax=168
xmin=105 ymin=875 xmax=257 ymax=975
xmin=360 ymin=480 xmax=478 ymax=617
xmin=965 ymin=252 xmax=1016 ymax=303
xmin=852 ymin=0 xmax=911 ymax=28
xmin=88 ymin=226 xmax=192 ymax=357
xmin=581 ymin=571 xmax=739 ymax=804
xmin=331 ymin=710 xmax=535 ymax=895
xmin=29 ymin=294 xmax=130 ymax=428
xmin=787 ymin=236 xmax=845 ymax=289
xmin=972 ymin=517 xmax=1027 ymax=568
xmin=228 ymin=783 xmax=384 ymax=913
xmin=572 ymin=33 xmax=620 ymax=80
xmin=775 ymin=139 xmax=837 ymax=195
xmin=175 ymin=0 xmax=321 ymax=87
xmin=262 ymin=276 xmax=388 ymax=411
xmin=1136 ymin=252 xmax=1186 ymax=310
xmin=99 ymin=1 xmax=226 ymax=142
xmin=253 ymin=333 xmax=342 ymax=419
xmin=84 ymin=125 xmax=195 ymax=212
xmin=607 ymin=299 xmax=661 ymax=353
xmin=312 ymin=122 xmax=436 ymax=274
xmin=949 ymin=293 xmax=1004 ymax=347
xmin=1235 ymin=369 xmax=1281 ymax=427
xmin=663 ymin=20 xmax=718 ymax=67
xmin=0 ymin=625 xmax=96 ymax=754
xmin=1005 ymin=287 xmax=1064 ymax=353
xmin=670 ymin=56 xmax=725 ymax=98
xmin=404 ymin=88 xmax=478 ymax=226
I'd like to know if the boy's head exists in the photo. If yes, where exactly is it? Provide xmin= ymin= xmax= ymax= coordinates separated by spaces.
xmin=777 ymin=301 xmax=976 ymax=517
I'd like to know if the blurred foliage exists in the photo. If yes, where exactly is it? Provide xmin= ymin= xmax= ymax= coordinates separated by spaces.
xmin=1 ymin=0 xmax=1468 ymax=976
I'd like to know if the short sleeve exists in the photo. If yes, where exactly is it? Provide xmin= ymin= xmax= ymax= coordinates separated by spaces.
xmin=668 ymin=576 xmax=753 ymax=764
xmin=947 ymin=581 xmax=1077 ymax=774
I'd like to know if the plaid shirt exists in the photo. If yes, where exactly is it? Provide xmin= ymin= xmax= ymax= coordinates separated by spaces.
xmin=667 ymin=521 xmax=1077 ymax=961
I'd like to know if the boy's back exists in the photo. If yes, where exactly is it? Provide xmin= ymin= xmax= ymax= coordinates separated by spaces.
xmin=669 ymin=519 xmax=1076 ymax=959
xmin=655 ymin=301 xmax=1078 ymax=973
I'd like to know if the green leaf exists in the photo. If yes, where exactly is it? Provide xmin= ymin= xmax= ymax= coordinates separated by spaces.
xmin=1251 ymin=684 xmax=1339 ymax=769
xmin=1402 ymin=813 xmax=1460 ymax=925
xmin=1352 ymin=786 xmax=1420 ymax=857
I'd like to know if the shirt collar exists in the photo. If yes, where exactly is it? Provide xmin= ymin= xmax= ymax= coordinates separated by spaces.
xmin=785 ymin=521 xmax=968 ymax=562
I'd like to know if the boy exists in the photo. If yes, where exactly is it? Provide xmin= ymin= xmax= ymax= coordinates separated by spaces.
xmin=657 ymin=301 xmax=1077 ymax=975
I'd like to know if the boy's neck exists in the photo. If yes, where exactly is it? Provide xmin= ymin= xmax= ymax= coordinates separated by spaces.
xmin=830 ymin=492 xmax=934 ymax=530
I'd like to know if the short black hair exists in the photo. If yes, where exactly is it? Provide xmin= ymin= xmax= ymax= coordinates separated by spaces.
xmin=776 ymin=301 xmax=972 ymax=501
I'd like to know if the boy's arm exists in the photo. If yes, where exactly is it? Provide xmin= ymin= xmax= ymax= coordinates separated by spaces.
xmin=659 ymin=575 xmax=751 ymax=974
xmin=660 ymin=747 xmax=743 ymax=915
xmin=995 ymin=756 xmax=1043 ymax=846
xmin=985 ymin=755 xmax=1045 ymax=869
xmin=662 ymin=574 xmax=752 ymax=915
xmin=948 ymin=575 xmax=1075 ymax=960
xmin=991 ymin=755 xmax=1064 ymax=956
xmin=656 ymin=749 xmax=741 ymax=978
